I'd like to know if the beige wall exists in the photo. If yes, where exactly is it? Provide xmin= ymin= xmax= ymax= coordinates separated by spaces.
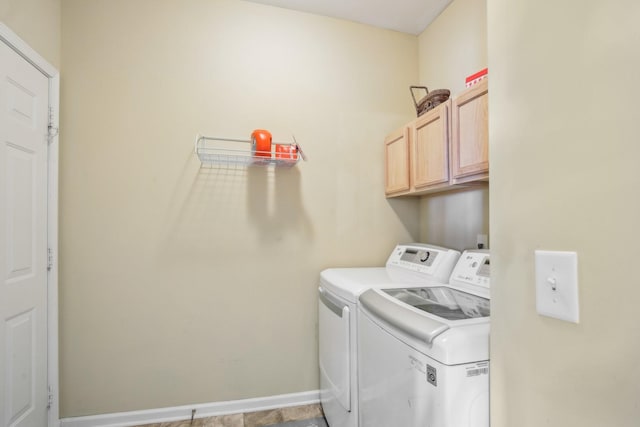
xmin=60 ymin=0 xmax=419 ymax=417
xmin=420 ymin=188 xmax=489 ymax=251
xmin=488 ymin=0 xmax=640 ymax=425
xmin=418 ymin=0 xmax=487 ymax=95
xmin=417 ymin=0 xmax=489 ymax=251
xmin=0 ymin=0 xmax=61 ymax=68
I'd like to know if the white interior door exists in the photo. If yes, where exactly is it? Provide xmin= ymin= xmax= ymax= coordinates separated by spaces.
xmin=0 ymin=40 xmax=50 ymax=427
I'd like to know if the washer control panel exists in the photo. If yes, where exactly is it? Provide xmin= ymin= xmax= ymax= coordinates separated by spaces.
xmin=386 ymin=244 xmax=461 ymax=284
xmin=400 ymin=247 xmax=438 ymax=266
xmin=388 ymin=245 xmax=442 ymax=272
xmin=450 ymin=250 xmax=491 ymax=289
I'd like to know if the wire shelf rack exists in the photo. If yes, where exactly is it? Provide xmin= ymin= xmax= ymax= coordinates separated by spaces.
xmin=195 ymin=135 xmax=305 ymax=168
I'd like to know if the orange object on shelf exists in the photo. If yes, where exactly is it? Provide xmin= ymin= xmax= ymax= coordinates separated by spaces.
xmin=251 ymin=129 xmax=272 ymax=158
xmin=275 ymin=144 xmax=298 ymax=161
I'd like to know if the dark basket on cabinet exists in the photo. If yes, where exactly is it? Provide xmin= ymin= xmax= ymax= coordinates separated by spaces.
xmin=410 ymin=86 xmax=451 ymax=116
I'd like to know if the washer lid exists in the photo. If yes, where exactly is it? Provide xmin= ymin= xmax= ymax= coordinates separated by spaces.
xmin=383 ymin=287 xmax=490 ymax=320
xmin=319 ymin=268 xmax=394 ymax=303
xmin=359 ymin=288 xmax=449 ymax=344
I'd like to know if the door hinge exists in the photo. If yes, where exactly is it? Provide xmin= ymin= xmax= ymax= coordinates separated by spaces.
xmin=47 ymin=248 xmax=53 ymax=271
xmin=47 ymin=106 xmax=58 ymax=143
xmin=47 ymin=385 xmax=53 ymax=409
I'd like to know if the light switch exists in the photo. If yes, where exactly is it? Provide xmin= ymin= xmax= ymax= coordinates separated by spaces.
xmin=535 ymin=250 xmax=579 ymax=323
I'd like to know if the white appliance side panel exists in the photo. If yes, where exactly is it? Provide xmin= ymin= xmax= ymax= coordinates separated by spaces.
xmin=358 ymin=309 xmax=489 ymax=427
xmin=319 ymin=268 xmax=390 ymax=303
xmin=319 ymin=289 xmax=354 ymax=427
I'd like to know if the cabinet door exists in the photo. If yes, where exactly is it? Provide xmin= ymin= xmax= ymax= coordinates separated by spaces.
xmin=412 ymin=102 xmax=449 ymax=190
xmin=384 ymin=126 xmax=410 ymax=195
xmin=451 ymin=79 xmax=489 ymax=183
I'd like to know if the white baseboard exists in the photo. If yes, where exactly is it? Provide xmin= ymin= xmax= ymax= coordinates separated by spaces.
xmin=59 ymin=390 xmax=320 ymax=427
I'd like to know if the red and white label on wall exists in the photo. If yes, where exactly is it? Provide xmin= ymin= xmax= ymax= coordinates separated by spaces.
xmin=465 ymin=68 xmax=488 ymax=87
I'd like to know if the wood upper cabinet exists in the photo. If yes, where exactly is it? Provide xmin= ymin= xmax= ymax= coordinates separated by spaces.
xmin=412 ymin=102 xmax=450 ymax=191
xmin=384 ymin=79 xmax=489 ymax=198
xmin=384 ymin=102 xmax=450 ymax=197
xmin=384 ymin=126 xmax=410 ymax=196
xmin=451 ymin=79 xmax=489 ymax=184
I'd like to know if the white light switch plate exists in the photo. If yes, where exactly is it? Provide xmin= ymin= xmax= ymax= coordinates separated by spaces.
xmin=535 ymin=250 xmax=579 ymax=323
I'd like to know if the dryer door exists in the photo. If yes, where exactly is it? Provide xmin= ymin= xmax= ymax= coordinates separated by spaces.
xmin=318 ymin=287 xmax=351 ymax=412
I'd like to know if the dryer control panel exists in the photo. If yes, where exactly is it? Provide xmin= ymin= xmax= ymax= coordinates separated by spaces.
xmin=449 ymin=250 xmax=491 ymax=292
xmin=386 ymin=244 xmax=461 ymax=284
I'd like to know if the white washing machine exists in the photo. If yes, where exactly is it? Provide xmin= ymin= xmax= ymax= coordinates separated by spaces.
xmin=357 ymin=250 xmax=490 ymax=427
xmin=318 ymin=244 xmax=461 ymax=427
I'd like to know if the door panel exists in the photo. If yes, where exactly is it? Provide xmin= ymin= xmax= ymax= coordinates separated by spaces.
xmin=412 ymin=103 xmax=449 ymax=189
xmin=6 ymin=144 xmax=35 ymax=282
xmin=6 ymin=310 xmax=35 ymax=426
xmin=6 ymin=76 xmax=38 ymax=128
xmin=451 ymin=80 xmax=489 ymax=182
xmin=384 ymin=126 xmax=410 ymax=195
xmin=0 ymin=40 xmax=49 ymax=427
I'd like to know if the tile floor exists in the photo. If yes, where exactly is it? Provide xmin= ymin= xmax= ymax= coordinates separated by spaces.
xmin=135 ymin=403 xmax=328 ymax=427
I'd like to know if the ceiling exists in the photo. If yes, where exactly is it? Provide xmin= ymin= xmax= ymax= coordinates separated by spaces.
xmin=243 ymin=0 xmax=454 ymax=35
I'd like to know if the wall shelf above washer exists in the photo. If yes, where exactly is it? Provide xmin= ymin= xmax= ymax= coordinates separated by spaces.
xmin=195 ymin=135 xmax=306 ymax=168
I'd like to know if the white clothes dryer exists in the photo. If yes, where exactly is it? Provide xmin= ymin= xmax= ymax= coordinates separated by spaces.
xmin=318 ymin=244 xmax=461 ymax=427
xmin=357 ymin=250 xmax=490 ymax=427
